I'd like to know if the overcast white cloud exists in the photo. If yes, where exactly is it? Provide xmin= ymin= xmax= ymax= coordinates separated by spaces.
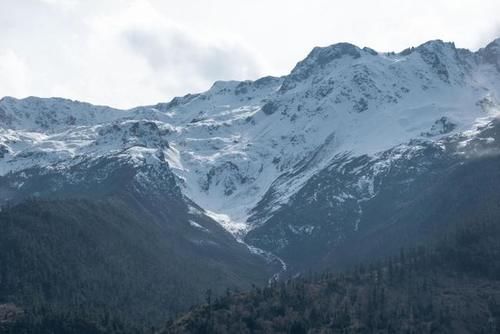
xmin=1 ymin=0 xmax=499 ymax=108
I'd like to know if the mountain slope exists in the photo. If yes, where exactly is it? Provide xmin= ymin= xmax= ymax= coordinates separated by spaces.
xmin=164 ymin=211 xmax=500 ymax=334
xmin=0 ymin=37 xmax=500 ymax=326
xmin=0 ymin=195 xmax=271 ymax=325
xmin=246 ymin=118 xmax=500 ymax=274
xmin=0 ymin=154 xmax=273 ymax=326
xmin=1 ymin=39 xmax=499 ymax=236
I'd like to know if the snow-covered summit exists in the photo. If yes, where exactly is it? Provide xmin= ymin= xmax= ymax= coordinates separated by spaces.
xmin=1 ymin=37 xmax=499 ymax=236
xmin=479 ymin=38 xmax=500 ymax=70
xmin=0 ymin=96 xmax=129 ymax=132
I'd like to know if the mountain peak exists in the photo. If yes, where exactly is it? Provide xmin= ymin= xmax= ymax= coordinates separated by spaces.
xmin=307 ymin=42 xmax=362 ymax=65
xmin=414 ymin=39 xmax=458 ymax=57
xmin=478 ymin=37 xmax=500 ymax=69
xmin=293 ymin=42 xmax=379 ymax=70
xmin=483 ymin=37 xmax=500 ymax=52
xmin=487 ymin=37 xmax=500 ymax=47
xmin=417 ymin=39 xmax=453 ymax=48
xmin=281 ymin=42 xmax=373 ymax=92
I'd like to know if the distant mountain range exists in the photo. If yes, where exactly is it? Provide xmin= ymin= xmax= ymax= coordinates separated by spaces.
xmin=1 ymin=37 xmax=500 ymax=331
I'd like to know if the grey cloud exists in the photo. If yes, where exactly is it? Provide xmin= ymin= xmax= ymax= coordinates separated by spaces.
xmin=3 ymin=0 xmax=500 ymax=108
xmin=123 ymin=30 xmax=168 ymax=70
xmin=122 ymin=27 xmax=262 ymax=84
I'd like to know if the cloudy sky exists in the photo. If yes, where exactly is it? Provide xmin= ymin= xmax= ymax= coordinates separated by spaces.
xmin=1 ymin=0 xmax=500 ymax=108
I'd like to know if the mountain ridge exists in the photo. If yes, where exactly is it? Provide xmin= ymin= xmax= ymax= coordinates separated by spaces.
xmin=1 ymin=36 xmax=499 ymax=273
xmin=1 ymin=36 xmax=500 ymax=331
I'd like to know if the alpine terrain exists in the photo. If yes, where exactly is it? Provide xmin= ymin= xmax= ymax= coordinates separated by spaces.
xmin=1 ymin=37 xmax=500 ymax=332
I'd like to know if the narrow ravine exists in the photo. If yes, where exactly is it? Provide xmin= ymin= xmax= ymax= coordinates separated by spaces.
xmin=243 ymin=242 xmax=288 ymax=284
xmin=203 ymin=208 xmax=289 ymax=284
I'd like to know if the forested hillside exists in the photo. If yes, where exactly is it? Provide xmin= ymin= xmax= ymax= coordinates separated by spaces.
xmin=0 ymin=197 xmax=269 ymax=332
xmin=164 ymin=213 xmax=500 ymax=334
xmin=0 ymin=36 xmax=499 ymax=334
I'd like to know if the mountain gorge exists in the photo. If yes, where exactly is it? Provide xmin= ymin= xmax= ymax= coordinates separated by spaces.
xmin=1 ymin=37 xmax=500 ymax=331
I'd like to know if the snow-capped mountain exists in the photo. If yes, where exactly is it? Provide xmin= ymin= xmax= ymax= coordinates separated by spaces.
xmin=1 ymin=38 xmax=500 ymax=274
